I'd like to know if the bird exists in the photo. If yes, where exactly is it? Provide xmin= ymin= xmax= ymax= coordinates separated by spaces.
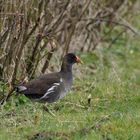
xmin=15 ymin=53 xmax=82 ymax=103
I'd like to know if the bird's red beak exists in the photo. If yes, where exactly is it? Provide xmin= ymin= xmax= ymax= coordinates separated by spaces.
xmin=76 ymin=56 xmax=83 ymax=64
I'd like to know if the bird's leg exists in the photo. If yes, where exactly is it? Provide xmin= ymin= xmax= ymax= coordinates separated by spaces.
xmin=43 ymin=102 xmax=56 ymax=117
xmin=33 ymin=102 xmax=40 ymax=125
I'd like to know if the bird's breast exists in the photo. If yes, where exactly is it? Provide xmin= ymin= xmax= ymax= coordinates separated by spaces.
xmin=59 ymin=78 xmax=72 ymax=99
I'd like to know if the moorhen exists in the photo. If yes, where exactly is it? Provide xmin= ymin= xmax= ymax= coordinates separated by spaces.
xmin=16 ymin=53 xmax=82 ymax=103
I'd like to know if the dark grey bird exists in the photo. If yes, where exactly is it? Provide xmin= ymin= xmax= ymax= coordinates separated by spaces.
xmin=16 ymin=53 xmax=82 ymax=103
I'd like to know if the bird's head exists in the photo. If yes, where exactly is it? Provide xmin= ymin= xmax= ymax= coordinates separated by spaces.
xmin=63 ymin=53 xmax=83 ymax=65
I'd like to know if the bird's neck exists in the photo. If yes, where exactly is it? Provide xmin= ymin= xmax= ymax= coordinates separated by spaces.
xmin=60 ymin=62 xmax=72 ymax=73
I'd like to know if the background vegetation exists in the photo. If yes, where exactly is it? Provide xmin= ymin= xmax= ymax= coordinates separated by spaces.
xmin=0 ymin=0 xmax=140 ymax=140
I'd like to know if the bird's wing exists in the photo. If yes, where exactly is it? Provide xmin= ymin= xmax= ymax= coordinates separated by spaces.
xmin=38 ymin=77 xmax=66 ymax=102
xmin=16 ymin=72 xmax=62 ymax=96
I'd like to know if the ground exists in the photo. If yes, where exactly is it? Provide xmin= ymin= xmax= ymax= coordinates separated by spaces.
xmin=0 ymin=39 xmax=140 ymax=140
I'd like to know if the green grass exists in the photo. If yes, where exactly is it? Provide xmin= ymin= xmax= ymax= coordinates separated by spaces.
xmin=0 ymin=40 xmax=140 ymax=140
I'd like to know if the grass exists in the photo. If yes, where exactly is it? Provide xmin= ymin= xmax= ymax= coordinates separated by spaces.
xmin=0 ymin=39 xmax=140 ymax=140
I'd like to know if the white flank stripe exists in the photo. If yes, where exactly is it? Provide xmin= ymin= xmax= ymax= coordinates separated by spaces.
xmin=41 ymin=84 xmax=57 ymax=99
xmin=47 ymin=86 xmax=57 ymax=92
xmin=40 ymin=80 xmax=63 ymax=100
xmin=54 ymin=83 xmax=60 ymax=86
xmin=45 ymin=90 xmax=54 ymax=95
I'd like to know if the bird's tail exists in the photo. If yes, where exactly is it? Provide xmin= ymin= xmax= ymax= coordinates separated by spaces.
xmin=14 ymin=85 xmax=27 ymax=93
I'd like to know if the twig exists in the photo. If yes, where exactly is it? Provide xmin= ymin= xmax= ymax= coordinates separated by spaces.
xmin=46 ymin=0 xmax=70 ymax=35
xmin=84 ymin=18 xmax=139 ymax=35
xmin=41 ymin=39 xmax=58 ymax=74
xmin=65 ymin=102 xmax=86 ymax=109
xmin=108 ymin=29 xmax=126 ymax=48
xmin=63 ymin=0 xmax=92 ymax=54
xmin=0 ymin=13 xmax=24 ymax=16
xmin=77 ymin=114 xmax=113 ymax=136
xmin=0 ymin=87 xmax=15 ymax=105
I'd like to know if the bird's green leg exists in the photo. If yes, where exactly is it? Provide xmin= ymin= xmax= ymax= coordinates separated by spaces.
xmin=43 ymin=102 xmax=56 ymax=117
